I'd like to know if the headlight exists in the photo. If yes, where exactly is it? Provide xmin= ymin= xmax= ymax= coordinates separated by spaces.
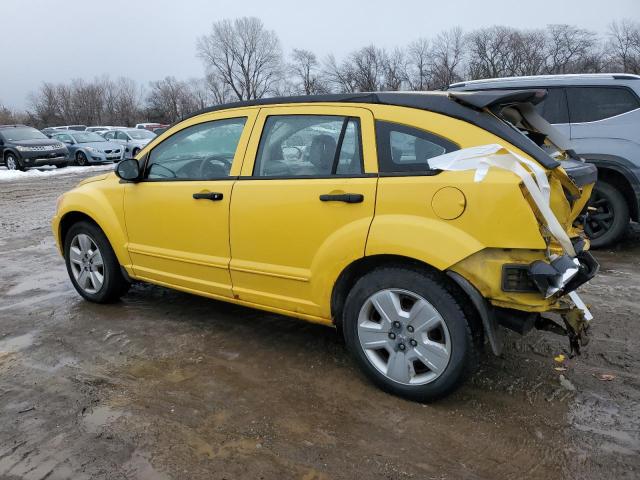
xmin=16 ymin=145 xmax=30 ymax=152
xmin=85 ymin=147 xmax=100 ymax=153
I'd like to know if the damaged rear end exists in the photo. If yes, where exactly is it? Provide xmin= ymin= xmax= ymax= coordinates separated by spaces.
xmin=444 ymin=89 xmax=599 ymax=356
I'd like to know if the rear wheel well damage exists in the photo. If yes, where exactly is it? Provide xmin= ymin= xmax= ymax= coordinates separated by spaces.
xmin=596 ymin=167 xmax=638 ymax=222
xmin=331 ymin=254 xmax=485 ymax=351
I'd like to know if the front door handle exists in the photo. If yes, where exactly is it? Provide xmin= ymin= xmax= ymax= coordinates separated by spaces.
xmin=193 ymin=192 xmax=224 ymax=201
xmin=319 ymin=193 xmax=364 ymax=203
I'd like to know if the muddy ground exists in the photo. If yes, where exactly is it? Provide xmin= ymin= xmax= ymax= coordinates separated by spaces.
xmin=0 ymin=168 xmax=638 ymax=480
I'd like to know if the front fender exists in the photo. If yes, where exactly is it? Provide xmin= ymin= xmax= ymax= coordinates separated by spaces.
xmin=52 ymin=175 xmax=131 ymax=269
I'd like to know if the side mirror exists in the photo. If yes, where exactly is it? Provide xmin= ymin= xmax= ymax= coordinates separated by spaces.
xmin=115 ymin=159 xmax=140 ymax=181
xmin=64 ymin=139 xmax=73 ymax=145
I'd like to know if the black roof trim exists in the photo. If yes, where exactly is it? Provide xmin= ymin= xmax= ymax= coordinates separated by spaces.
xmin=448 ymin=89 xmax=548 ymax=109
xmin=613 ymin=74 xmax=640 ymax=80
xmin=0 ymin=124 xmax=28 ymax=129
xmin=181 ymin=91 xmax=560 ymax=170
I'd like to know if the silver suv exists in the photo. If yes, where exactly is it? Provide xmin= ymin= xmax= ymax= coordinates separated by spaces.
xmin=449 ymin=73 xmax=640 ymax=248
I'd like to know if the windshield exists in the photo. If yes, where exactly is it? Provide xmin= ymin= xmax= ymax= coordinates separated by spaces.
xmin=71 ymin=132 xmax=106 ymax=143
xmin=0 ymin=127 xmax=48 ymax=141
xmin=127 ymin=129 xmax=155 ymax=140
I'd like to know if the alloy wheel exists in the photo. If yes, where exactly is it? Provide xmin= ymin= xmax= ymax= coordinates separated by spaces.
xmin=357 ymin=289 xmax=451 ymax=386
xmin=69 ymin=233 xmax=104 ymax=294
xmin=6 ymin=156 xmax=17 ymax=170
xmin=584 ymin=191 xmax=614 ymax=240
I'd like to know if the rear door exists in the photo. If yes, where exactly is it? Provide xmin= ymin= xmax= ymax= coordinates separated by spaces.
xmin=228 ymin=105 xmax=378 ymax=319
xmin=567 ymin=86 xmax=640 ymax=141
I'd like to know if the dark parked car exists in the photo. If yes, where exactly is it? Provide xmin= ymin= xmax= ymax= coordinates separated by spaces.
xmin=51 ymin=131 xmax=123 ymax=165
xmin=0 ymin=125 xmax=69 ymax=170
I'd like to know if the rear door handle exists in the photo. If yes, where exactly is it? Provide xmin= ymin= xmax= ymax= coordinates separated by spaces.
xmin=193 ymin=192 xmax=224 ymax=201
xmin=319 ymin=193 xmax=364 ymax=203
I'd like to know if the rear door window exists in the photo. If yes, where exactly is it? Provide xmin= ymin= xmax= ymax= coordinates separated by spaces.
xmin=567 ymin=87 xmax=640 ymax=123
xmin=253 ymin=115 xmax=362 ymax=177
xmin=376 ymin=121 xmax=458 ymax=173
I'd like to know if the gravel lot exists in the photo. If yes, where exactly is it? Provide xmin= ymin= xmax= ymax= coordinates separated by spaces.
xmin=1 ymin=168 xmax=638 ymax=479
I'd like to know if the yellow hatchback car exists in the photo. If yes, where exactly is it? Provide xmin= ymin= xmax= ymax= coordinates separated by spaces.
xmin=53 ymin=91 xmax=599 ymax=401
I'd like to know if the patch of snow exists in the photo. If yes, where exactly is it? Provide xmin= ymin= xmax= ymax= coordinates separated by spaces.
xmin=0 ymin=164 xmax=114 ymax=182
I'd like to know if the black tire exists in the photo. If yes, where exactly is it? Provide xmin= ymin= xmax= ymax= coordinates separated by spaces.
xmin=5 ymin=152 xmax=25 ymax=171
xmin=76 ymin=151 xmax=88 ymax=166
xmin=64 ymin=221 xmax=130 ymax=303
xmin=584 ymin=180 xmax=629 ymax=249
xmin=342 ymin=266 xmax=477 ymax=402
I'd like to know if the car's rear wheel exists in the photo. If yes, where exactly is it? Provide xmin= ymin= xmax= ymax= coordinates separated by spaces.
xmin=76 ymin=151 xmax=88 ymax=166
xmin=584 ymin=180 xmax=629 ymax=249
xmin=5 ymin=153 xmax=24 ymax=171
xmin=64 ymin=221 xmax=130 ymax=303
xmin=342 ymin=267 xmax=477 ymax=402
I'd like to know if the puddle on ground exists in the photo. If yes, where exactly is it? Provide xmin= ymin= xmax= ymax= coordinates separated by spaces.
xmin=83 ymin=405 xmax=130 ymax=434
xmin=0 ymin=332 xmax=36 ymax=353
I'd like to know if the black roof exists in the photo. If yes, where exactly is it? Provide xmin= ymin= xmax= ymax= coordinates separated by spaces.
xmin=185 ymin=90 xmax=559 ymax=169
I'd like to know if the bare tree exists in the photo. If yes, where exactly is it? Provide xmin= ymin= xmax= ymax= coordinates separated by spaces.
xmin=289 ymin=49 xmax=328 ymax=95
xmin=431 ymin=27 xmax=465 ymax=87
xmin=383 ymin=48 xmax=407 ymax=90
xmin=28 ymin=83 xmax=62 ymax=126
xmin=544 ymin=24 xmax=598 ymax=73
xmin=205 ymin=72 xmax=234 ymax=105
xmin=405 ymin=38 xmax=432 ymax=90
xmin=326 ymin=45 xmax=403 ymax=92
xmin=607 ymin=20 xmax=640 ymax=73
xmin=197 ymin=17 xmax=282 ymax=101
xmin=323 ymin=54 xmax=358 ymax=93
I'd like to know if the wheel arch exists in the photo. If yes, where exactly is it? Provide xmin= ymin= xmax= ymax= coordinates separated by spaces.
xmin=330 ymin=254 xmax=484 ymax=348
xmin=583 ymin=156 xmax=640 ymax=222
xmin=56 ymin=206 xmax=131 ymax=270
xmin=596 ymin=166 xmax=638 ymax=222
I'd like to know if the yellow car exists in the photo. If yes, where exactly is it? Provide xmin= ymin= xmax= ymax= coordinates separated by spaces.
xmin=52 ymin=91 xmax=599 ymax=401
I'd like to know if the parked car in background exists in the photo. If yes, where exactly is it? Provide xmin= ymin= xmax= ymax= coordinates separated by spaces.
xmin=51 ymin=125 xmax=88 ymax=132
xmin=51 ymin=131 xmax=123 ymax=166
xmin=103 ymin=128 xmax=155 ymax=158
xmin=135 ymin=122 xmax=166 ymax=131
xmin=0 ymin=124 xmax=68 ymax=170
xmin=41 ymin=127 xmax=58 ymax=137
xmin=86 ymin=126 xmax=114 ymax=133
xmin=53 ymin=91 xmax=598 ymax=401
xmin=448 ymin=73 xmax=640 ymax=248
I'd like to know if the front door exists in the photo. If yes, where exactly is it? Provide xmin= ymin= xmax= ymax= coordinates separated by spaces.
xmin=229 ymin=106 xmax=378 ymax=319
xmin=123 ymin=110 xmax=256 ymax=298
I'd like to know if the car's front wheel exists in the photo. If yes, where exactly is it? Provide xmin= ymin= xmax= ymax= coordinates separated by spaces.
xmin=76 ymin=151 xmax=88 ymax=166
xmin=342 ymin=267 xmax=477 ymax=402
xmin=64 ymin=221 xmax=130 ymax=303
xmin=5 ymin=153 xmax=24 ymax=171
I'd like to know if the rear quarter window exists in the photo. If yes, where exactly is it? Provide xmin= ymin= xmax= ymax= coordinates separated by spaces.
xmin=567 ymin=86 xmax=640 ymax=123
xmin=376 ymin=121 xmax=459 ymax=174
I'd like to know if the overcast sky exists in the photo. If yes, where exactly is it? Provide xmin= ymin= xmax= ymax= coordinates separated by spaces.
xmin=1 ymin=0 xmax=638 ymax=109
